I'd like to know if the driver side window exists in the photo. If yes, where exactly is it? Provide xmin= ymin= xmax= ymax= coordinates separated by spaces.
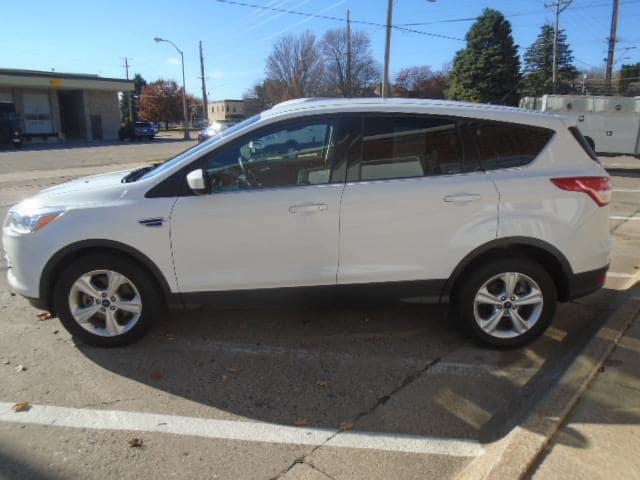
xmin=204 ymin=118 xmax=337 ymax=191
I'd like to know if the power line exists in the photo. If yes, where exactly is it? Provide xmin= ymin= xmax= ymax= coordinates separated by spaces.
xmin=212 ymin=0 xmax=465 ymax=41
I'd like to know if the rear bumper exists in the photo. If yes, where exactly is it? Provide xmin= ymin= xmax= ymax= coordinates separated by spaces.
xmin=566 ymin=265 xmax=609 ymax=300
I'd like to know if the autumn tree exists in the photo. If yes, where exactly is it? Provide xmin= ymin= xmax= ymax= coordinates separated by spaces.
xmin=265 ymin=31 xmax=324 ymax=100
xmin=521 ymin=24 xmax=578 ymax=96
xmin=447 ymin=8 xmax=521 ymax=105
xmin=393 ymin=66 xmax=449 ymax=98
xmin=138 ymin=79 xmax=183 ymax=129
xmin=320 ymin=28 xmax=380 ymax=97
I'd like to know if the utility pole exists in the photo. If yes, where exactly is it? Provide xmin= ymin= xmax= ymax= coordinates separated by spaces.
xmin=382 ymin=0 xmax=393 ymax=98
xmin=346 ymin=9 xmax=352 ymax=97
xmin=545 ymin=0 xmax=572 ymax=94
xmin=199 ymin=41 xmax=209 ymax=125
xmin=605 ymin=0 xmax=619 ymax=92
xmin=123 ymin=57 xmax=133 ymax=122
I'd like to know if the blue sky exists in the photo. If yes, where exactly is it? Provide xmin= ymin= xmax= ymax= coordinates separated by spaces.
xmin=2 ymin=0 xmax=639 ymax=100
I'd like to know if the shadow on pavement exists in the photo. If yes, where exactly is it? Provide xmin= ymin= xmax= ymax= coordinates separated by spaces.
xmin=75 ymin=286 xmax=636 ymax=446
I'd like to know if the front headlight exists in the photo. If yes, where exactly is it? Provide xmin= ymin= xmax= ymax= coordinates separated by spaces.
xmin=5 ymin=207 xmax=66 ymax=234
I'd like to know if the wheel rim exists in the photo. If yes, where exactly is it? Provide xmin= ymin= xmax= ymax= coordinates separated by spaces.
xmin=68 ymin=270 xmax=142 ymax=337
xmin=473 ymin=272 xmax=544 ymax=339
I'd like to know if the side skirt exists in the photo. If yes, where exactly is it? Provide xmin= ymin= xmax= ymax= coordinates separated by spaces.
xmin=174 ymin=279 xmax=448 ymax=309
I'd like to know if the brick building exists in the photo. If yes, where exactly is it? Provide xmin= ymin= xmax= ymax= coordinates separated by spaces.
xmin=208 ymin=99 xmax=245 ymax=122
xmin=0 ymin=69 xmax=133 ymax=143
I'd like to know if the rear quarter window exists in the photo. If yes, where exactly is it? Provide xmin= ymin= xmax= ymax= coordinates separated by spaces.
xmin=469 ymin=121 xmax=554 ymax=170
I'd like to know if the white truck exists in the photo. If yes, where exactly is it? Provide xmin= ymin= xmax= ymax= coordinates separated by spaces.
xmin=520 ymin=95 xmax=640 ymax=156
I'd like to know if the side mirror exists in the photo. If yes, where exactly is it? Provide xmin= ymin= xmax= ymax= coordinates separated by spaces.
xmin=186 ymin=169 xmax=207 ymax=195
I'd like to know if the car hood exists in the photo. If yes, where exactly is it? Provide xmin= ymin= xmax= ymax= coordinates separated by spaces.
xmin=17 ymin=168 xmax=138 ymax=210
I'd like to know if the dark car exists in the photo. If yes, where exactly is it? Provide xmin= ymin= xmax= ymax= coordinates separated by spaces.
xmin=0 ymin=103 xmax=23 ymax=148
xmin=118 ymin=121 xmax=156 ymax=141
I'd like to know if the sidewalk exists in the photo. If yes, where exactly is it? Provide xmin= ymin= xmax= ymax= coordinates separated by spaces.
xmin=528 ymin=308 xmax=640 ymax=479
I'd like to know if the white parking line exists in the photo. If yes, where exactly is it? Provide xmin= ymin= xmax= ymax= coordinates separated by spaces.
xmin=609 ymin=216 xmax=640 ymax=221
xmin=0 ymin=402 xmax=483 ymax=457
xmin=607 ymin=272 xmax=636 ymax=278
xmin=613 ymin=188 xmax=640 ymax=193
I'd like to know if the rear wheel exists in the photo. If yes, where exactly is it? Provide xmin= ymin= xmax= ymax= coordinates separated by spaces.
xmin=53 ymin=253 xmax=161 ymax=347
xmin=453 ymin=258 xmax=557 ymax=348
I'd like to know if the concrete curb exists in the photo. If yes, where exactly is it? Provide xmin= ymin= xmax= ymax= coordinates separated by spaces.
xmin=456 ymin=284 xmax=640 ymax=480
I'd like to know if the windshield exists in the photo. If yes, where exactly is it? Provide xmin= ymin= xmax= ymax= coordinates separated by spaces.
xmin=138 ymin=114 xmax=261 ymax=181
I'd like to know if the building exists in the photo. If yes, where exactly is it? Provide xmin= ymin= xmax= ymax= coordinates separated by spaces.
xmin=520 ymin=94 xmax=640 ymax=155
xmin=208 ymin=99 xmax=245 ymax=122
xmin=0 ymin=68 xmax=133 ymax=143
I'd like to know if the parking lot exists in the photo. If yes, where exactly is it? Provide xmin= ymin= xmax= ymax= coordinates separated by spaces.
xmin=0 ymin=141 xmax=639 ymax=480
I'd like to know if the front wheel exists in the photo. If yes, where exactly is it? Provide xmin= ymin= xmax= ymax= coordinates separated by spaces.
xmin=453 ymin=258 xmax=557 ymax=348
xmin=53 ymin=253 xmax=161 ymax=347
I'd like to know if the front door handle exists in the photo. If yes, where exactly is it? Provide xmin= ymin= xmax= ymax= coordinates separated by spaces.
xmin=443 ymin=193 xmax=482 ymax=204
xmin=289 ymin=203 xmax=328 ymax=214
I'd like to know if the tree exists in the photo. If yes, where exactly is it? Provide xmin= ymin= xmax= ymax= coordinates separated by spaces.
xmin=521 ymin=24 xmax=578 ymax=96
xmin=120 ymin=73 xmax=147 ymax=122
xmin=265 ymin=31 xmax=324 ymax=100
xmin=393 ymin=66 xmax=449 ymax=98
xmin=618 ymin=63 xmax=640 ymax=96
xmin=446 ymin=8 xmax=521 ymax=105
xmin=138 ymin=79 xmax=183 ymax=129
xmin=320 ymin=28 xmax=380 ymax=97
xmin=243 ymin=79 xmax=287 ymax=115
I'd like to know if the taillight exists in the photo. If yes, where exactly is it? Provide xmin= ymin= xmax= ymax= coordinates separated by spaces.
xmin=550 ymin=176 xmax=612 ymax=207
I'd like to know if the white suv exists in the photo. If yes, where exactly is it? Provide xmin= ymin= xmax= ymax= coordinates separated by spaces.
xmin=3 ymin=98 xmax=611 ymax=348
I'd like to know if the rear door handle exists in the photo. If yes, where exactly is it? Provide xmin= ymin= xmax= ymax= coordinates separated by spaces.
xmin=443 ymin=193 xmax=482 ymax=203
xmin=289 ymin=203 xmax=328 ymax=214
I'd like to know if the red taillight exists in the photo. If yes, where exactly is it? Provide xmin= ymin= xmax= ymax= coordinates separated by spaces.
xmin=550 ymin=176 xmax=612 ymax=207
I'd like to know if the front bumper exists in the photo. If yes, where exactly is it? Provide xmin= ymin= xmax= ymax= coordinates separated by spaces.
xmin=566 ymin=265 xmax=609 ymax=300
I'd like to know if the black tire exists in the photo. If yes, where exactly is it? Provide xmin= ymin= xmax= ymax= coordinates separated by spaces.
xmin=452 ymin=257 xmax=557 ymax=348
xmin=53 ymin=253 xmax=162 ymax=347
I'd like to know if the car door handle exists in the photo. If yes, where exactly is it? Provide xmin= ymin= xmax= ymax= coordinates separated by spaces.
xmin=289 ymin=203 xmax=328 ymax=214
xmin=443 ymin=193 xmax=482 ymax=203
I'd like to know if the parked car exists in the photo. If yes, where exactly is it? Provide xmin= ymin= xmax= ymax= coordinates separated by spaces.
xmin=118 ymin=121 xmax=156 ymax=141
xmin=3 ymin=98 xmax=611 ymax=348
xmin=197 ymin=120 xmax=236 ymax=143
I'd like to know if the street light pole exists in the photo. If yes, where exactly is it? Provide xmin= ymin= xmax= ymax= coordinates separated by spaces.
xmin=154 ymin=37 xmax=190 ymax=139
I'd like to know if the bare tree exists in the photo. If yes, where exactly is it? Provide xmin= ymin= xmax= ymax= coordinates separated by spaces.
xmin=320 ymin=28 xmax=381 ymax=97
xmin=243 ymin=79 xmax=287 ymax=115
xmin=393 ymin=66 xmax=450 ymax=99
xmin=266 ymin=31 xmax=324 ymax=99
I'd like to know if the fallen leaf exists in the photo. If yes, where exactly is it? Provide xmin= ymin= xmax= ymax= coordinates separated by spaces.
xmin=128 ymin=438 xmax=144 ymax=448
xmin=226 ymin=366 xmax=241 ymax=374
xmin=2 ymin=360 xmax=10 ymax=365
xmin=52 ymin=330 xmax=59 ymax=335
xmin=222 ymin=374 xmax=231 ymax=383
xmin=598 ymin=366 xmax=605 ymax=373
xmin=254 ymin=399 xmax=271 ymax=408
xmin=12 ymin=402 xmax=31 ymax=412
xmin=294 ymin=417 xmax=311 ymax=426
xmin=339 ymin=422 xmax=354 ymax=431
xmin=15 ymin=365 xmax=26 ymax=372
xmin=36 ymin=311 xmax=52 ymax=320
xmin=316 ymin=380 xmax=331 ymax=388
xmin=149 ymin=371 xmax=164 ymax=380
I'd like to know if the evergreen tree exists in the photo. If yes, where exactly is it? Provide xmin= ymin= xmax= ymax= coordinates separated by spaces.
xmin=618 ymin=63 xmax=640 ymax=95
xmin=521 ymin=24 xmax=578 ymax=96
xmin=120 ymin=74 xmax=147 ymax=122
xmin=446 ymin=8 xmax=521 ymax=105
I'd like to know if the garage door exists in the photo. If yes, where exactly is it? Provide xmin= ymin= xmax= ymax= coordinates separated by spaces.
xmin=23 ymin=93 xmax=54 ymax=134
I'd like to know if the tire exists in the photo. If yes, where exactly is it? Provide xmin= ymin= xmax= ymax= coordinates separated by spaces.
xmin=452 ymin=257 xmax=557 ymax=348
xmin=53 ymin=253 xmax=162 ymax=347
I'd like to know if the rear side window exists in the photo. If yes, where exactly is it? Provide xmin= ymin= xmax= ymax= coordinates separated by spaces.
xmin=569 ymin=126 xmax=599 ymax=162
xmin=470 ymin=121 xmax=554 ymax=170
xmin=348 ymin=115 xmax=476 ymax=182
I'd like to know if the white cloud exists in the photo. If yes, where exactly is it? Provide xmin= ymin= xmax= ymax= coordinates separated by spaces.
xmin=167 ymin=57 xmax=181 ymax=65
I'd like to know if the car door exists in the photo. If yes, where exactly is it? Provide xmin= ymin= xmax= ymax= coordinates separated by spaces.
xmin=170 ymin=115 xmax=350 ymax=293
xmin=338 ymin=114 xmax=499 ymax=292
